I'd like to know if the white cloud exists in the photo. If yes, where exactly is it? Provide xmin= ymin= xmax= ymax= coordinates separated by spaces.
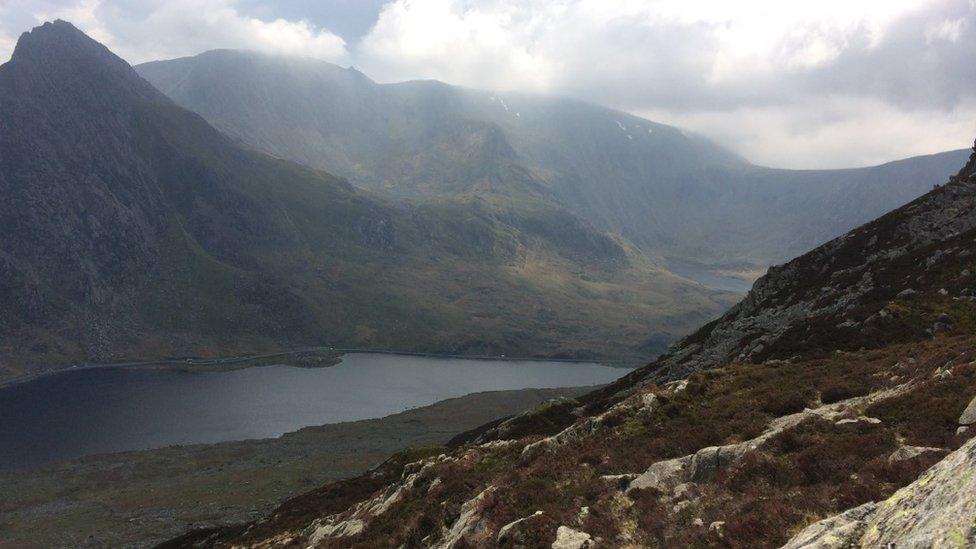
xmin=0 ymin=0 xmax=348 ymax=65
xmin=643 ymin=97 xmax=976 ymax=169
xmin=0 ymin=0 xmax=973 ymax=167
xmin=356 ymin=0 xmax=975 ymax=167
xmin=0 ymin=33 xmax=15 ymax=63
xmin=357 ymin=0 xmax=927 ymax=91
xmin=925 ymin=16 xmax=967 ymax=43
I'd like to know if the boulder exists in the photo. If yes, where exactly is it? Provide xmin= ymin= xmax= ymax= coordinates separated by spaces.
xmin=781 ymin=502 xmax=877 ymax=548
xmin=627 ymin=455 xmax=690 ymax=493
xmin=835 ymin=416 xmax=881 ymax=426
xmin=688 ymin=444 xmax=748 ymax=482
xmin=497 ymin=511 xmax=544 ymax=544
xmin=933 ymin=321 xmax=954 ymax=334
xmin=959 ymin=395 xmax=976 ymax=426
xmin=785 ymin=437 xmax=976 ymax=547
xmin=627 ymin=442 xmax=750 ymax=493
xmin=888 ymin=445 xmax=944 ymax=463
xmin=640 ymin=392 xmax=660 ymax=411
xmin=859 ymin=436 xmax=976 ymax=546
xmin=551 ymin=526 xmax=593 ymax=549
xmin=436 ymin=486 xmax=495 ymax=549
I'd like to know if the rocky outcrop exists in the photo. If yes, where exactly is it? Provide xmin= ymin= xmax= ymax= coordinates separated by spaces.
xmin=781 ymin=502 xmax=878 ymax=549
xmin=551 ymin=526 xmax=593 ymax=549
xmin=958 ymin=395 xmax=976 ymax=426
xmin=306 ymin=455 xmax=447 ymax=545
xmin=887 ymin=445 xmax=944 ymax=463
xmin=783 ymin=436 xmax=976 ymax=548
xmin=435 ymin=486 xmax=496 ymax=549
xmin=628 ymin=383 xmax=914 ymax=494
xmin=497 ymin=511 xmax=545 ymax=544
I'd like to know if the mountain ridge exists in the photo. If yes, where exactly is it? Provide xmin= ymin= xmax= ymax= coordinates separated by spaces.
xmin=0 ymin=21 xmax=732 ymax=382
xmin=137 ymin=49 xmax=970 ymax=272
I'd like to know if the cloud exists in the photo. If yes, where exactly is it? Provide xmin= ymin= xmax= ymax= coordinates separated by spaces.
xmin=0 ymin=28 xmax=15 ymax=63
xmin=0 ymin=0 xmax=973 ymax=167
xmin=355 ymin=0 xmax=976 ymax=167
xmin=0 ymin=0 xmax=348 ymax=64
xmin=356 ymin=0 xmax=940 ymax=105
xmin=642 ymin=98 xmax=976 ymax=169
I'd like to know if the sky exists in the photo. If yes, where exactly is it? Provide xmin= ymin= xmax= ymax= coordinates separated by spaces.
xmin=0 ymin=0 xmax=974 ymax=169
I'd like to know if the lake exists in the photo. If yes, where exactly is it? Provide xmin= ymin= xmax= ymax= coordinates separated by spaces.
xmin=0 ymin=353 xmax=627 ymax=470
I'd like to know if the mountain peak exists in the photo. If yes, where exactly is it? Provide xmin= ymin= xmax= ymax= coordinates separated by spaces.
xmin=12 ymin=20 xmax=114 ymax=64
xmin=3 ymin=20 xmax=163 ymax=104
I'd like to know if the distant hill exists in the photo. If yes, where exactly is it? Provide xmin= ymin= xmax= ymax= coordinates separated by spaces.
xmin=0 ymin=21 xmax=733 ymax=382
xmin=138 ymin=50 xmax=969 ymax=276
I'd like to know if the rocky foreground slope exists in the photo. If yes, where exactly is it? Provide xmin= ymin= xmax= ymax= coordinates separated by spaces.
xmin=164 ymin=148 xmax=976 ymax=548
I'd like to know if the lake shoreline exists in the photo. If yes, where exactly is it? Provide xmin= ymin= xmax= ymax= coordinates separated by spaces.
xmin=0 ymin=353 xmax=630 ymax=470
xmin=0 ymin=386 xmax=598 ymax=547
xmin=0 ymin=347 xmax=637 ymax=391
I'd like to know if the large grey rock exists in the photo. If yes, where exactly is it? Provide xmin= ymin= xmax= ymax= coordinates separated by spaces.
xmin=783 ymin=436 xmax=976 ymax=548
xmin=859 ymin=436 xmax=976 ymax=547
xmin=781 ymin=502 xmax=877 ymax=548
xmin=959 ymin=395 xmax=976 ymax=425
xmin=436 ymin=486 xmax=496 ymax=549
xmin=497 ymin=511 xmax=544 ymax=544
xmin=551 ymin=526 xmax=593 ymax=549
xmin=887 ymin=445 xmax=944 ymax=463
xmin=688 ymin=444 xmax=749 ymax=482
xmin=627 ymin=456 xmax=691 ymax=493
xmin=896 ymin=289 xmax=919 ymax=300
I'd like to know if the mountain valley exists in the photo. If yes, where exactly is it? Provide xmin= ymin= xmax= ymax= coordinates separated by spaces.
xmin=1 ymin=14 xmax=975 ymax=549
xmin=165 ymin=143 xmax=976 ymax=547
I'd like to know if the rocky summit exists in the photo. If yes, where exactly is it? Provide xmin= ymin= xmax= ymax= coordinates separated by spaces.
xmin=161 ymin=146 xmax=976 ymax=547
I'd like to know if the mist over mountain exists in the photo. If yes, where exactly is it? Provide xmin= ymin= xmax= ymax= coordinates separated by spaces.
xmin=138 ymin=50 xmax=969 ymax=276
xmin=0 ymin=21 xmax=731 ymax=381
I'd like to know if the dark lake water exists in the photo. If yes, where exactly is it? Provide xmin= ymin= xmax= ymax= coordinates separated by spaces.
xmin=0 ymin=353 xmax=626 ymax=470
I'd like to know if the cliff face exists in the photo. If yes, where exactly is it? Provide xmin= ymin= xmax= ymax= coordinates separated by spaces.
xmin=163 ymin=147 xmax=976 ymax=547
